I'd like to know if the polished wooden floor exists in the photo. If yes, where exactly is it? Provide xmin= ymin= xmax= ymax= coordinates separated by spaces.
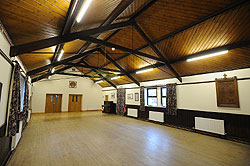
xmin=7 ymin=112 xmax=250 ymax=166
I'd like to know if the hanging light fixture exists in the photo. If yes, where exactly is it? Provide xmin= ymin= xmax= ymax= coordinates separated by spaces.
xmin=57 ymin=49 xmax=64 ymax=61
xmin=187 ymin=50 xmax=228 ymax=62
xmin=111 ymin=76 xmax=120 ymax=80
xmin=96 ymin=80 xmax=103 ymax=84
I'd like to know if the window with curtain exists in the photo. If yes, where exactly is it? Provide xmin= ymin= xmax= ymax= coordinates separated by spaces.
xmin=19 ymin=75 xmax=26 ymax=112
xmin=161 ymin=87 xmax=167 ymax=107
xmin=147 ymin=88 xmax=157 ymax=106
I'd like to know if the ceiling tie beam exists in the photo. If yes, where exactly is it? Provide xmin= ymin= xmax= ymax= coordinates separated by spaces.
xmin=133 ymin=21 xmax=182 ymax=82
xmin=27 ymin=48 xmax=99 ymax=76
xmin=80 ymin=36 xmax=164 ymax=62
xmin=99 ymin=48 xmax=140 ymax=86
xmin=10 ymin=20 xmax=132 ymax=56
xmin=66 ymin=63 xmax=121 ymax=72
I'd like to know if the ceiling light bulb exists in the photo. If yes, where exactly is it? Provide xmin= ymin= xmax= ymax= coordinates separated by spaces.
xmin=136 ymin=68 xmax=153 ymax=74
xmin=111 ymin=76 xmax=120 ymax=80
xmin=111 ymin=47 xmax=115 ymax=51
xmin=187 ymin=50 xmax=228 ymax=62
xmin=51 ymin=68 xmax=55 ymax=73
xmin=76 ymin=0 xmax=92 ymax=23
xmin=57 ymin=50 xmax=64 ymax=61
xmin=96 ymin=80 xmax=103 ymax=84
xmin=48 ymin=76 xmax=51 ymax=79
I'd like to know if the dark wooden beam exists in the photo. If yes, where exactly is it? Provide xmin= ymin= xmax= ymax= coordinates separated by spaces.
xmin=80 ymin=36 xmax=164 ymax=62
xmin=11 ymin=20 xmax=132 ymax=56
xmin=56 ymin=72 xmax=101 ymax=78
xmin=81 ymin=61 xmax=117 ymax=89
xmin=66 ymin=63 xmax=121 ymax=72
xmin=27 ymin=48 xmax=99 ymax=76
xmin=31 ymin=66 xmax=72 ymax=83
xmin=76 ymin=0 xmax=135 ymax=55
xmin=87 ymin=0 xmax=249 ymax=74
xmin=99 ymin=49 xmax=140 ymax=86
xmin=133 ymin=21 xmax=182 ymax=82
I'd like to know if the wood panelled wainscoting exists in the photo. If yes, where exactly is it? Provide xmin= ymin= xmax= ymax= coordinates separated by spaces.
xmin=126 ymin=105 xmax=250 ymax=142
xmin=0 ymin=124 xmax=11 ymax=166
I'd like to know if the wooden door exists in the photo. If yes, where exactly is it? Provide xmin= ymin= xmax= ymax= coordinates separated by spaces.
xmin=45 ymin=94 xmax=62 ymax=113
xmin=68 ymin=94 xmax=82 ymax=112
xmin=105 ymin=95 xmax=109 ymax=101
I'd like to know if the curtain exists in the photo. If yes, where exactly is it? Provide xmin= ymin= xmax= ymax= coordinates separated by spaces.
xmin=8 ymin=65 xmax=21 ymax=136
xmin=116 ymin=88 xmax=126 ymax=116
xmin=22 ymin=78 xmax=29 ymax=121
xmin=140 ymin=86 xmax=145 ymax=112
xmin=166 ymin=84 xmax=177 ymax=116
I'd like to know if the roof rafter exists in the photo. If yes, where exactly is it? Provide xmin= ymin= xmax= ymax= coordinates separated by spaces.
xmin=99 ymin=48 xmax=140 ymax=86
xmin=133 ymin=21 xmax=182 ymax=82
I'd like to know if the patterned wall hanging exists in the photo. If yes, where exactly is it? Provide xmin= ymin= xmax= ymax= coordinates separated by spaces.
xmin=166 ymin=84 xmax=177 ymax=116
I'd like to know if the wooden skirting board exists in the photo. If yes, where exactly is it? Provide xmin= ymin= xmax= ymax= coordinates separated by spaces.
xmin=31 ymin=110 xmax=102 ymax=115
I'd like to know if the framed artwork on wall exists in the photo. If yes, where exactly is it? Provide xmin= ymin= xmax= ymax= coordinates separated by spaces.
xmin=215 ymin=75 xmax=240 ymax=108
xmin=69 ymin=81 xmax=77 ymax=88
xmin=127 ymin=94 xmax=133 ymax=100
xmin=135 ymin=93 xmax=139 ymax=101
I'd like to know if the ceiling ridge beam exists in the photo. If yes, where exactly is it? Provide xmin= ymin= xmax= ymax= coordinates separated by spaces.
xmin=80 ymin=36 xmax=164 ymax=62
xmin=66 ymin=63 xmax=121 ymax=72
xmin=11 ymin=20 xmax=132 ymax=56
xmin=133 ymin=21 xmax=182 ymax=82
xmin=99 ymin=49 xmax=140 ymax=86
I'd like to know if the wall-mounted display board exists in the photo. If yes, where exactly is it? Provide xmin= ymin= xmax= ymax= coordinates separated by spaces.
xmin=135 ymin=93 xmax=139 ymax=101
xmin=0 ymin=82 xmax=2 ymax=103
xmin=215 ymin=75 xmax=240 ymax=108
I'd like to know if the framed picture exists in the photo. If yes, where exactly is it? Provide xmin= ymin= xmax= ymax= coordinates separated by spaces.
xmin=215 ymin=76 xmax=239 ymax=108
xmin=69 ymin=81 xmax=77 ymax=88
xmin=135 ymin=93 xmax=139 ymax=101
xmin=127 ymin=94 xmax=133 ymax=100
xmin=111 ymin=93 xmax=115 ymax=99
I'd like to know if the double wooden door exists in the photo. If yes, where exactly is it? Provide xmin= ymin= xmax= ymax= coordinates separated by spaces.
xmin=45 ymin=94 xmax=62 ymax=113
xmin=68 ymin=94 xmax=82 ymax=112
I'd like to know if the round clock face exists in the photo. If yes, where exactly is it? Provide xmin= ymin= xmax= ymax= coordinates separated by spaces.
xmin=69 ymin=81 xmax=77 ymax=88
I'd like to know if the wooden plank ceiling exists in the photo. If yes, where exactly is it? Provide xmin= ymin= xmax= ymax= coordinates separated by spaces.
xmin=1 ymin=0 xmax=250 ymax=87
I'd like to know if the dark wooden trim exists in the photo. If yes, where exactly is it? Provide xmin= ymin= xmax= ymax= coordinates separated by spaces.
xmin=11 ymin=20 xmax=132 ymax=56
xmin=0 ymin=49 xmax=14 ymax=67
xmin=98 ymin=49 xmax=140 ymax=86
xmin=125 ymin=104 xmax=250 ymax=142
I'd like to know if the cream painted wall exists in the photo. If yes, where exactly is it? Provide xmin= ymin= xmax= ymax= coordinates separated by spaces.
xmin=0 ymin=32 xmax=12 ymax=127
xmin=126 ymin=88 xmax=140 ymax=105
xmin=102 ymin=68 xmax=250 ymax=115
xmin=32 ymin=73 xmax=103 ymax=113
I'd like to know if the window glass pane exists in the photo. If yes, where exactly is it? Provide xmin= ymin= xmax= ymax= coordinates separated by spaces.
xmin=162 ymin=97 xmax=166 ymax=107
xmin=148 ymin=89 xmax=157 ymax=96
xmin=148 ymin=97 xmax=157 ymax=106
xmin=76 ymin=96 xmax=78 ymax=102
xmin=162 ymin=88 xmax=167 ymax=97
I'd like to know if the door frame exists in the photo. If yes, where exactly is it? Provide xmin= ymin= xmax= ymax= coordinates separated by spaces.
xmin=45 ymin=94 xmax=62 ymax=113
xmin=68 ymin=94 xmax=82 ymax=112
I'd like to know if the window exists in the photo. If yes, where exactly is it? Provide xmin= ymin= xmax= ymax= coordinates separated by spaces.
xmin=161 ymin=88 xmax=167 ymax=107
xmin=147 ymin=88 xmax=157 ymax=106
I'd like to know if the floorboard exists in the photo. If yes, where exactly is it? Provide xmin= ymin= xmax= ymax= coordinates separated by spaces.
xmin=7 ymin=112 xmax=250 ymax=166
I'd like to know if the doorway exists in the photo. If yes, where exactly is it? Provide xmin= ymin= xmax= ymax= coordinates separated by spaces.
xmin=105 ymin=95 xmax=109 ymax=101
xmin=45 ymin=94 xmax=62 ymax=113
xmin=68 ymin=94 xmax=82 ymax=112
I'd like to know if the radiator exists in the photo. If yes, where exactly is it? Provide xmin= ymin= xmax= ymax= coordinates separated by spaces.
xmin=127 ymin=108 xmax=138 ymax=117
xmin=149 ymin=111 xmax=164 ymax=122
xmin=195 ymin=117 xmax=225 ymax=135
